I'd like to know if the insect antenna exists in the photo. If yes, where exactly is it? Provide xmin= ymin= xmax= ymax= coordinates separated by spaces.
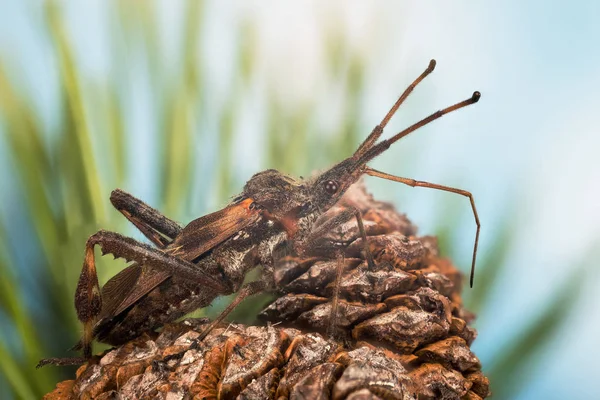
xmin=355 ymin=90 xmax=481 ymax=287
xmin=358 ymin=91 xmax=480 ymax=164
xmin=354 ymin=59 xmax=437 ymax=158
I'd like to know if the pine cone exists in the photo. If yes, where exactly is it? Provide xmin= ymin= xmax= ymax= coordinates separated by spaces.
xmin=44 ymin=183 xmax=490 ymax=399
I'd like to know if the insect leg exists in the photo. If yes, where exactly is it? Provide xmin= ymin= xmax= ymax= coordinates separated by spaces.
xmin=162 ymin=280 xmax=269 ymax=363
xmin=198 ymin=280 xmax=269 ymax=340
xmin=301 ymin=208 xmax=375 ymax=269
xmin=301 ymin=208 xmax=375 ymax=339
xmin=328 ymin=251 xmax=344 ymax=340
xmin=353 ymin=208 xmax=376 ymax=270
xmin=364 ymin=167 xmax=481 ymax=287
xmin=74 ymin=230 xmax=229 ymax=359
xmin=303 ymin=208 xmax=356 ymax=246
xmin=36 ymin=356 xmax=86 ymax=368
xmin=110 ymin=189 xmax=182 ymax=248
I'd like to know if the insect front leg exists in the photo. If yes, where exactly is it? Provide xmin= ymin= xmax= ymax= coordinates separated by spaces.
xmin=299 ymin=207 xmax=375 ymax=269
xmin=364 ymin=167 xmax=481 ymax=287
xmin=328 ymin=250 xmax=345 ymax=340
xmin=73 ymin=230 xmax=229 ymax=360
xmin=110 ymin=189 xmax=182 ymax=248
xmin=298 ymin=207 xmax=375 ymax=340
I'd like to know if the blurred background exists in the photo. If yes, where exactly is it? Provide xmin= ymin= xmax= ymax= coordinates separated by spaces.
xmin=1 ymin=1 xmax=598 ymax=398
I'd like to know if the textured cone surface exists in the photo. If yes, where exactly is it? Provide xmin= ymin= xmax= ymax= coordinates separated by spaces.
xmin=44 ymin=183 xmax=490 ymax=399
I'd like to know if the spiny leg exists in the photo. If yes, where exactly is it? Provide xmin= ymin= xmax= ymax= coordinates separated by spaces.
xmin=39 ymin=193 xmax=183 ymax=367
xmin=73 ymin=230 xmax=228 ymax=361
xmin=365 ymin=167 xmax=480 ymax=287
xmin=36 ymin=357 xmax=86 ymax=368
xmin=38 ymin=224 xmax=231 ymax=368
xmin=86 ymin=231 xmax=228 ymax=288
xmin=110 ymin=189 xmax=182 ymax=248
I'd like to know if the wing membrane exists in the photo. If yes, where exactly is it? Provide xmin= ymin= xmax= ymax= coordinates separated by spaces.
xmin=99 ymin=264 xmax=170 ymax=319
xmin=167 ymin=198 xmax=260 ymax=260
xmin=97 ymin=198 xmax=260 ymax=322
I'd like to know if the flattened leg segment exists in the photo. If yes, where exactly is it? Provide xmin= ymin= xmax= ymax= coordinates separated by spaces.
xmin=73 ymin=229 xmax=229 ymax=360
xmin=74 ymin=245 xmax=102 ymax=359
xmin=86 ymin=230 xmax=228 ymax=292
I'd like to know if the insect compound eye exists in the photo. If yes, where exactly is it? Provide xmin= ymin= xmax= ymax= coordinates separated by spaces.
xmin=324 ymin=180 xmax=339 ymax=195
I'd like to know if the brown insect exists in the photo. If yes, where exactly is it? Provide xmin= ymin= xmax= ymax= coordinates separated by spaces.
xmin=38 ymin=59 xmax=480 ymax=367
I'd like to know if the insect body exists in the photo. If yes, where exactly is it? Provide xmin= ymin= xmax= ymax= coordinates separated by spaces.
xmin=39 ymin=60 xmax=481 ymax=367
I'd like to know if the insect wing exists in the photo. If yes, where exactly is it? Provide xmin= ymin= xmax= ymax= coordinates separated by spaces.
xmin=168 ymin=198 xmax=261 ymax=261
xmin=96 ymin=199 xmax=260 ymax=322
xmin=98 ymin=264 xmax=171 ymax=319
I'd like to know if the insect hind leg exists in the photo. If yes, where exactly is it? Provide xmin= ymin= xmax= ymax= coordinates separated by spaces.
xmin=70 ymin=230 xmax=229 ymax=362
xmin=36 ymin=357 xmax=86 ymax=368
xmin=110 ymin=189 xmax=182 ymax=248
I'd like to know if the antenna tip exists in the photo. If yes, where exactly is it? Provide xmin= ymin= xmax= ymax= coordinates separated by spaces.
xmin=427 ymin=59 xmax=437 ymax=73
xmin=471 ymin=91 xmax=481 ymax=103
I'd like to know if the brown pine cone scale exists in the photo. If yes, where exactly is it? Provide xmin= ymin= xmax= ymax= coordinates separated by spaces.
xmin=44 ymin=321 xmax=488 ymax=399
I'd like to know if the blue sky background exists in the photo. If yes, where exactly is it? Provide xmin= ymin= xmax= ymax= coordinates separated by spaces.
xmin=1 ymin=1 xmax=599 ymax=398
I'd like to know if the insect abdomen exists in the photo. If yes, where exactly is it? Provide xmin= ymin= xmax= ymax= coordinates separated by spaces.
xmin=95 ymin=278 xmax=218 ymax=345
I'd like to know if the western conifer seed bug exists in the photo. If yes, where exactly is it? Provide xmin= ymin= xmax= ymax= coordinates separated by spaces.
xmin=38 ymin=59 xmax=481 ymax=367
